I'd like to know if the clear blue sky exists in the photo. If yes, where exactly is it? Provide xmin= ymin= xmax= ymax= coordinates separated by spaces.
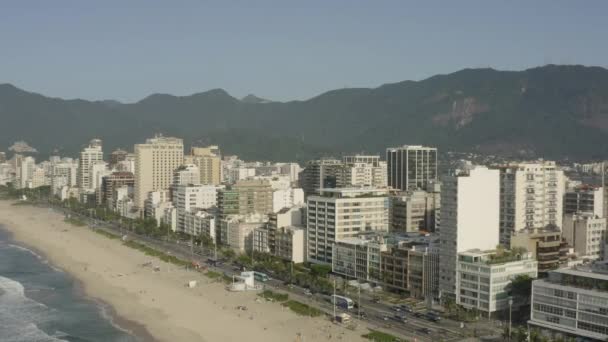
xmin=1 ymin=1 xmax=606 ymax=102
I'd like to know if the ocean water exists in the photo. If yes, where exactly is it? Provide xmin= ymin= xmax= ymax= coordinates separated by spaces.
xmin=0 ymin=228 xmax=140 ymax=342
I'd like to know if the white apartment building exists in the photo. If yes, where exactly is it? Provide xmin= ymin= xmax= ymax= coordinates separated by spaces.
xmin=173 ymin=184 xmax=218 ymax=232
xmin=563 ymin=213 xmax=606 ymax=260
xmin=497 ymin=161 xmax=565 ymax=246
xmin=144 ymin=190 xmax=172 ymax=225
xmin=332 ymin=236 xmax=386 ymax=282
xmin=306 ymin=188 xmax=389 ymax=264
xmin=19 ymin=156 xmax=35 ymax=189
xmin=78 ymin=139 xmax=103 ymax=191
xmin=529 ymin=263 xmax=608 ymax=341
xmin=279 ymin=163 xmax=301 ymax=183
xmin=439 ymin=166 xmax=500 ymax=301
xmin=220 ymin=214 xmax=267 ymax=253
xmin=338 ymin=155 xmax=388 ymax=188
xmin=134 ymin=136 xmax=184 ymax=209
xmin=182 ymin=210 xmax=216 ymax=239
xmin=275 ymin=226 xmax=306 ymax=263
xmin=272 ymin=188 xmax=304 ymax=212
xmin=173 ymin=164 xmax=200 ymax=186
xmin=456 ymin=249 xmax=538 ymax=317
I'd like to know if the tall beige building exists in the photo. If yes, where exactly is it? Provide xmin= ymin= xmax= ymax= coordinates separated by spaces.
xmin=134 ymin=136 xmax=184 ymax=209
xmin=184 ymin=145 xmax=221 ymax=185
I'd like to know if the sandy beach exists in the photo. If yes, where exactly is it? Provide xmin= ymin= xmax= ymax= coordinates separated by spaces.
xmin=0 ymin=200 xmax=368 ymax=342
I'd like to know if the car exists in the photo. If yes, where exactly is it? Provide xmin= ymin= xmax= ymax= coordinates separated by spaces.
xmin=382 ymin=316 xmax=390 ymax=321
xmin=392 ymin=306 xmax=402 ymax=312
xmin=426 ymin=312 xmax=441 ymax=322
xmin=304 ymin=290 xmax=312 ymax=296
xmin=393 ymin=314 xmax=407 ymax=323
xmin=419 ymin=328 xmax=432 ymax=335
xmin=399 ymin=304 xmax=414 ymax=313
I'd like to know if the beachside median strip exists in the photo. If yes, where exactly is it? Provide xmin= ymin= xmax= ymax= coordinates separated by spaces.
xmin=362 ymin=329 xmax=406 ymax=342
xmin=258 ymin=289 xmax=289 ymax=302
xmin=282 ymin=300 xmax=323 ymax=317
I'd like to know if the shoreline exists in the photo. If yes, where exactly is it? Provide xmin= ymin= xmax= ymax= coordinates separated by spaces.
xmin=0 ymin=225 xmax=157 ymax=342
xmin=0 ymin=200 xmax=367 ymax=342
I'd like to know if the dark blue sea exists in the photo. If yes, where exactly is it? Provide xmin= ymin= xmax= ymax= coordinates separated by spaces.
xmin=0 ymin=227 xmax=141 ymax=342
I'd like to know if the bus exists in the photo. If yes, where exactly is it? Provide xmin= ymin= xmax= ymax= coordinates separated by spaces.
xmin=331 ymin=295 xmax=354 ymax=310
xmin=253 ymin=272 xmax=269 ymax=282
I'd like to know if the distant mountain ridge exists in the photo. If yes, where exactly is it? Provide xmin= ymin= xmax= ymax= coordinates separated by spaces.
xmin=2 ymin=64 xmax=608 ymax=161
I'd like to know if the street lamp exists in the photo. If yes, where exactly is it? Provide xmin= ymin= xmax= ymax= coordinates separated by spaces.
xmin=508 ymin=297 xmax=513 ymax=340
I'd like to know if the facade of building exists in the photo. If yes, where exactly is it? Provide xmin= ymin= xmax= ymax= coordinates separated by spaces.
xmin=339 ymin=155 xmax=387 ymax=188
xmin=299 ymin=159 xmax=342 ymax=198
xmin=332 ymin=236 xmax=386 ymax=282
xmin=220 ymin=215 xmax=267 ymax=253
xmin=109 ymin=149 xmax=128 ymax=168
xmin=497 ymin=161 xmax=565 ymax=246
xmin=386 ymin=145 xmax=437 ymax=191
xmin=217 ymin=180 xmax=273 ymax=218
xmin=253 ymin=227 xmax=270 ymax=253
xmin=173 ymin=164 xmax=200 ymax=187
xmin=78 ymin=139 xmax=103 ymax=191
xmin=182 ymin=210 xmax=216 ymax=239
xmin=529 ymin=263 xmax=608 ymax=341
xmin=391 ymin=189 xmax=440 ymax=233
xmin=306 ymin=188 xmax=390 ymax=264
xmin=510 ymin=227 xmax=569 ymax=275
xmin=563 ymin=213 xmax=606 ymax=260
xmin=272 ymin=188 xmax=304 ymax=213
xmin=564 ymin=185 xmax=604 ymax=217
xmin=274 ymin=226 xmax=306 ymax=263
xmin=456 ymin=249 xmax=538 ymax=317
xmin=134 ymin=136 xmax=184 ymax=209
xmin=184 ymin=146 xmax=221 ymax=185
xmin=439 ymin=166 xmax=500 ymax=301
xmin=100 ymin=172 xmax=135 ymax=208
xmin=173 ymin=184 xmax=218 ymax=231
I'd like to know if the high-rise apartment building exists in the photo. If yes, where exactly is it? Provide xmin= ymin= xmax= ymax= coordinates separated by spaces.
xmin=564 ymin=185 xmax=604 ymax=217
xmin=100 ymin=172 xmax=134 ymax=208
xmin=563 ymin=212 xmax=606 ymax=260
xmin=439 ymin=166 xmax=500 ymax=301
xmin=184 ymin=146 xmax=221 ymax=185
xmin=299 ymin=159 xmax=342 ymax=197
xmin=78 ymin=139 xmax=103 ymax=191
xmin=134 ymin=136 xmax=184 ymax=209
xmin=306 ymin=188 xmax=389 ymax=264
xmin=391 ymin=189 xmax=441 ymax=232
xmin=386 ymin=145 xmax=437 ymax=191
xmin=217 ymin=180 xmax=274 ymax=219
xmin=497 ymin=161 xmax=565 ymax=246
xmin=173 ymin=164 xmax=201 ymax=187
xmin=109 ymin=149 xmax=128 ymax=168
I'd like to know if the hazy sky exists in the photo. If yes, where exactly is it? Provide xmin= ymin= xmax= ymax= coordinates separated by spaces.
xmin=1 ymin=1 xmax=606 ymax=102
